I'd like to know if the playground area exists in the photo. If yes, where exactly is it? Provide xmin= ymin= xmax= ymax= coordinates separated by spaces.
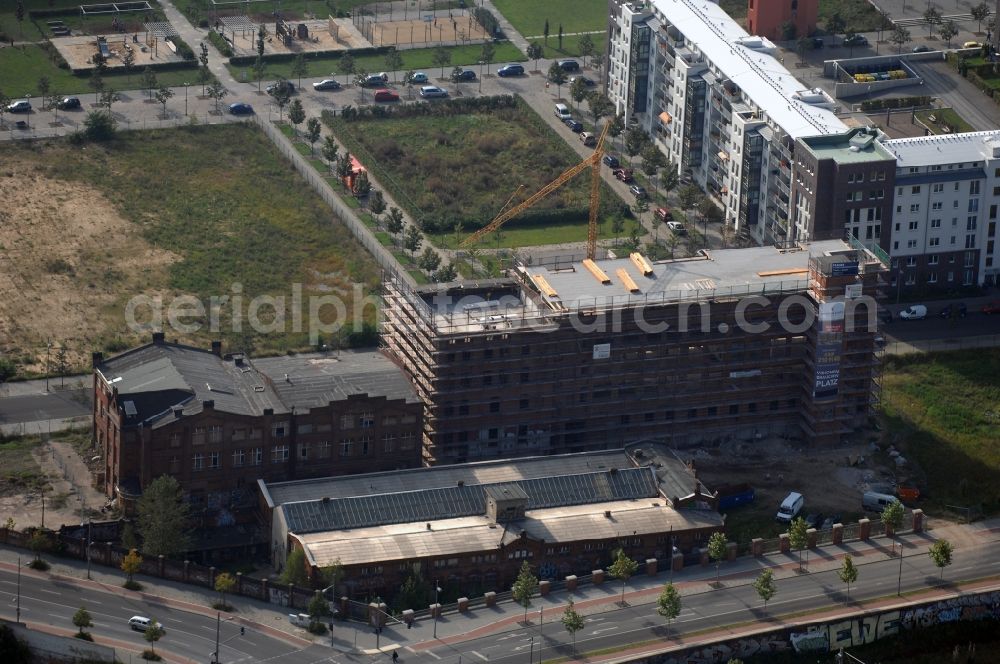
xmin=355 ymin=12 xmax=488 ymax=47
xmin=50 ymin=31 xmax=186 ymax=71
xmin=216 ymin=15 xmax=370 ymax=56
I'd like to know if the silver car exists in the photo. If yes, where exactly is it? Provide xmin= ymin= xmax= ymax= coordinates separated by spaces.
xmin=420 ymin=85 xmax=448 ymax=98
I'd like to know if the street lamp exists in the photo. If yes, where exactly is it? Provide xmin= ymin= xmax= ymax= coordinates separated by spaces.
xmin=528 ymin=636 xmax=534 ymax=664
xmin=896 ymin=544 xmax=904 ymax=596
xmin=16 ymin=556 xmax=21 ymax=623
xmin=82 ymin=518 xmax=92 ymax=580
xmin=433 ymin=580 xmax=442 ymax=638
xmin=184 ymin=82 xmax=190 ymax=115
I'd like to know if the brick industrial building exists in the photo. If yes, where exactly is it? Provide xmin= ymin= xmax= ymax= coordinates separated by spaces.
xmin=93 ymin=334 xmax=423 ymax=518
xmin=260 ymin=445 xmax=723 ymax=599
xmin=382 ymin=240 xmax=887 ymax=465
xmin=746 ymin=0 xmax=817 ymax=43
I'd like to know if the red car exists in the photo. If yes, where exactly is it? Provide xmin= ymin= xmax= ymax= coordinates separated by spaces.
xmin=373 ymin=88 xmax=399 ymax=102
xmin=654 ymin=207 xmax=673 ymax=222
xmin=613 ymin=168 xmax=633 ymax=183
xmin=982 ymin=301 xmax=1000 ymax=314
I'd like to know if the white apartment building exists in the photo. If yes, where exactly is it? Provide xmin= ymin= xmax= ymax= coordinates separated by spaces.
xmin=880 ymin=131 xmax=1000 ymax=288
xmin=606 ymin=0 xmax=845 ymax=245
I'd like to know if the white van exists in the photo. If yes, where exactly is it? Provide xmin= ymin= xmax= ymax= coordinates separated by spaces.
xmin=129 ymin=616 xmax=151 ymax=631
xmin=554 ymin=103 xmax=572 ymax=121
xmin=775 ymin=491 xmax=804 ymax=523
xmin=862 ymin=491 xmax=898 ymax=512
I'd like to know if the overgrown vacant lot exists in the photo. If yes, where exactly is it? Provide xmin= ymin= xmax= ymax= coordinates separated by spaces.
xmin=0 ymin=124 xmax=379 ymax=374
xmin=326 ymin=96 xmax=627 ymax=248
xmin=881 ymin=349 xmax=1000 ymax=515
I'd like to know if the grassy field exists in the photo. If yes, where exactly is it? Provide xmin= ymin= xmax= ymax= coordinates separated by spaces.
xmin=431 ymin=218 xmax=640 ymax=250
xmin=0 ymin=435 xmax=46 ymax=496
xmin=228 ymin=42 xmax=524 ymax=82
xmin=881 ymin=349 xmax=1000 ymax=516
xmin=915 ymin=108 xmax=974 ymax=135
xmin=491 ymin=0 xmax=607 ymax=38
xmin=1 ymin=124 xmax=380 ymax=369
xmin=0 ymin=45 xmax=198 ymax=97
xmin=325 ymin=97 xmax=627 ymax=248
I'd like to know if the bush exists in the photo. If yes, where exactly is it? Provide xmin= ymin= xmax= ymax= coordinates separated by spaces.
xmin=307 ymin=620 xmax=328 ymax=635
xmin=206 ymin=31 xmax=234 ymax=58
xmin=472 ymin=7 xmax=501 ymax=39
xmin=28 ymin=559 xmax=50 ymax=571
xmin=168 ymin=35 xmax=196 ymax=61
xmin=141 ymin=650 xmax=162 ymax=661
xmin=74 ymin=632 xmax=94 ymax=641
xmin=124 ymin=580 xmax=143 ymax=591
xmin=230 ymin=45 xmax=392 ymax=67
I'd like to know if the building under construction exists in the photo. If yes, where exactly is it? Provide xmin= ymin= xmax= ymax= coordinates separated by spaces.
xmin=382 ymin=240 xmax=887 ymax=464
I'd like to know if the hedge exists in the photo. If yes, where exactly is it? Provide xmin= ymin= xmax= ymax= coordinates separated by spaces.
xmin=206 ymin=30 xmax=234 ymax=58
xmin=70 ymin=59 xmax=199 ymax=75
xmin=471 ymin=7 xmax=501 ymax=39
xmin=167 ymin=35 xmax=196 ymax=61
xmin=230 ymin=45 xmax=393 ymax=67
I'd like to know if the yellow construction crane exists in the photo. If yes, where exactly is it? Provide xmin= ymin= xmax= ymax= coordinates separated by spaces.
xmin=460 ymin=121 xmax=612 ymax=260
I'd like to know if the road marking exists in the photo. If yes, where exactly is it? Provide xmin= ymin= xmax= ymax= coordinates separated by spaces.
xmin=590 ymin=627 xmax=618 ymax=636
xmin=469 ymin=650 xmax=488 ymax=661
xmin=38 ymin=589 xmax=60 ymax=595
xmin=424 ymin=649 xmax=442 ymax=660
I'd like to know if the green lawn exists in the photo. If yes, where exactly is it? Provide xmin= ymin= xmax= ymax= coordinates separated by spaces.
xmin=914 ymin=108 xmax=974 ymax=135
xmin=530 ymin=33 xmax=605 ymax=61
xmin=0 ymin=44 xmax=197 ymax=96
xmin=881 ymin=349 xmax=1000 ymax=515
xmin=818 ymin=0 xmax=884 ymax=33
xmin=431 ymin=218 xmax=641 ymax=250
xmin=492 ymin=0 xmax=607 ymax=39
xmin=325 ymin=96 xmax=627 ymax=248
xmin=228 ymin=42 xmax=525 ymax=82
xmin=0 ymin=435 xmax=46 ymax=496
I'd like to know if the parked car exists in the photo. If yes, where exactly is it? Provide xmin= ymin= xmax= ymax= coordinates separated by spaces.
xmin=15 ymin=120 xmax=28 ymax=130
xmin=420 ymin=85 xmax=448 ymax=98
xmin=938 ymin=302 xmax=967 ymax=318
xmin=654 ymin=207 xmax=673 ymax=222
xmin=570 ymin=75 xmax=595 ymax=87
xmin=557 ymin=59 xmax=580 ymax=72
xmin=455 ymin=69 xmax=477 ymax=81
xmin=312 ymin=79 xmax=342 ymax=91
xmin=843 ymin=34 xmax=868 ymax=47
xmin=228 ymin=102 xmax=254 ymax=115
xmin=580 ymin=131 xmax=596 ymax=147
xmin=810 ymin=37 xmax=824 ymax=49
xmin=266 ymin=80 xmax=295 ymax=96
xmin=667 ymin=221 xmax=687 ymax=235
xmin=613 ymin=168 xmax=633 ymax=182
xmin=776 ymin=492 xmax=805 ymax=523
xmin=564 ymin=117 xmax=583 ymax=132
xmin=963 ymin=41 xmax=983 ymax=49
xmin=912 ymin=45 xmax=931 ymax=53
xmin=804 ymin=512 xmax=824 ymax=529
xmin=981 ymin=301 xmax=1000 ymax=314
xmin=820 ymin=515 xmax=841 ymax=530
xmin=57 ymin=96 xmax=81 ymax=110
xmin=603 ymin=155 xmax=620 ymax=169
xmin=899 ymin=304 xmax=928 ymax=320
xmin=497 ymin=63 xmax=524 ymax=77
xmin=6 ymin=100 xmax=31 ymax=113
xmin=373 ymin=88 xmax=400 ymax=102
xmin=410 ymin=72 xmax=429 ymax=84
xmin=128 ymin=616 xmax=163 ymax=632
xmin=629 ymin=184 xmax=648 ymax=198
xmin=362 ymin=73 xmax=389 ymax=87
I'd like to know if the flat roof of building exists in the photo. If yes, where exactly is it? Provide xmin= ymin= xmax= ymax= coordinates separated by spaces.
xmin=800 ymin=128 xmax=896 ymax=164
xmin=652 ymin=0 xmax=847 ymax=138
xmin=521 ymin=240 xmax=853 ymax=311
xmin=880 ymin=130 xmax=1000 ymax=167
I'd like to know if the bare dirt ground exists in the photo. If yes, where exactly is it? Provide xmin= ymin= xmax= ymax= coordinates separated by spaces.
xmin=51 ymin=34 xmax=186 ymax=71
xmin=224 ymin=18 xmax=369 ymax=57
xmin=0 ymin=163 xmax=179 ymax=373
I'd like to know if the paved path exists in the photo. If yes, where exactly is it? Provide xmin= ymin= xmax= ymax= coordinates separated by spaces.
xmin=479 ymin=0 xmax=530 ymax=53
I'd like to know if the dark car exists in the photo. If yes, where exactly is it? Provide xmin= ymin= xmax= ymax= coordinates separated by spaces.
xmin=15 ymin=120 xmax=29 ymax=130
xmin=982 ymin=301 xmax=1000 ymax=314
xmin=820 ymin=514 xmax=841 ymax=531
xmin=804 ymin=513 xmax=824 ymax=529
xmin=456 ymin=69 xmax=477 ymax=81
xmin=570 ymin=75 xmax=595 ymax=87
xmin=603 ymin=155 xmax=620 ymax=169
xmin=557 ymin=59 xmax=580 ymax=72
xmin=266 ymin=80 xmax=295 ymax=97
xmin=228 ymin=102 xmax=254 ymax=115
xmin=497 ymin=64 xmax=524 ymax=77
xmin=613 ymin=168 xmax=633 ymax=183
xmin=312 ymin=79 xmax=342 ymax=91
xmin=629 ymin=184 xmax=648 ymax=198
xmin=912 ymin=45 xmax=931 ymax=53
xmin=57 ymin=96 xmax=81 ymax=110
xmin=6 ymin=100 xmax=31 ymax=113
xmin=938 ymin=303 xmax=967 ymax=318
xmin=843 ymin=34 xmax=868 ymax=47
xmin=810 ymin=37 xmax=824 ymax=49
xmin=564 ymin=117 xmax=583 ymax=132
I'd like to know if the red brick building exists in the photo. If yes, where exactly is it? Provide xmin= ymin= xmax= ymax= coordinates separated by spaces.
xmin=93 ymin=334 xmax=423 ymax=520
xmin=747 ymin=0 xmax=818 ymax=42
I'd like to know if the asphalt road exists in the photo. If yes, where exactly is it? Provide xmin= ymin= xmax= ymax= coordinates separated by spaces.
xmin=0 ymin=390 xmax=92 ymax=426
xmin=884 ymin=309 xmax=1000 ymax=342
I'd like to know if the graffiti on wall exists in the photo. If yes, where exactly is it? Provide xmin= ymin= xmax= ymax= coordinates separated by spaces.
xmin=899 ymin=590 xmax=1000 ymax=630
xmin=660 ymin=633 xmax=789 ymax=664
xmin=791 ymin=611 xmax=900 ymax=653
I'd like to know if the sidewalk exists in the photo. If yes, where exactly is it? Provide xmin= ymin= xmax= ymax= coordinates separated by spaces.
xmin=0 ymin=375 xmax=90 ymax=398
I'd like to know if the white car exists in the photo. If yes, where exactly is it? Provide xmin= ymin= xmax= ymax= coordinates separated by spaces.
xmin=898 ymin=304 xmax=928 ymax=320
xmin=420 ymin=85 xmax=448 ymax=98
xmin=666 ymin=221 xmax=686 ymax=234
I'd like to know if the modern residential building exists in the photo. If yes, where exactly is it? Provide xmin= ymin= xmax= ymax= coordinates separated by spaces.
xmin=93 ymin=334 xmax=423 ymax=515
xmin=259 ymin=445 xmax=724 ymax=599
xmin=381 ymin=240 xmax=886 ymax=465
xmin=879 ymin=131 xmax=1000 ymax=289
xmin=746 ymin=0 xmax=818 ymax=44
xmin=606 ymin=0 xmax=846 ymax=245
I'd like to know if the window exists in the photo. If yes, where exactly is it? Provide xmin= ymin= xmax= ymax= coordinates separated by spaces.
xmin=192 ymin=427 xmax=206 ymax=445
xmin=209 ymin=451 xmax=220 ymax=469
xmin=932 ymin=202 xmax=943 ymax=210
xmin=967 ymin=217 xmax=978 ymax=231
xmin=907 ymin=240 xmax=918 ymax=249
xmin=249 ymin=428 xmax=262 ymax=440
xmin=929 ymin=238 xmax=940 ymax=246
xmin=360 ymin=412 xmax=374 ymax=428
xmin=252 ymin=447 xmax=263 ymax=465
xmin=169 ymin=433 xmax=181 ymax=448
xmin=208 ymin=425 xmax=222 ymax=443
xmin=233 ymin=449 xmax=245 ymax=467
xmin=400 ymin=432 xmax=416 ymax=450
xmin=271 ymin=422 xmax=287 ymax=438
xmin=927 ymin=272 xmax=938 ymax=284
xmin=317 ymin=441 xmax=331 ymax=458
xmin=932 ymin=183 xmax=944 ymax=193
xmin=948 ymin=271 xmax=955 ymax=282
xmin=272 ymin=445 xmax=288 ymax=462
xmin=297 ymin=424 xmax=313 ymax=435
xmin=193 ymin=454 xmax=204 ymax=471
xmin=910 ymin=204 xmax=920 ymax=213
xmin=340 ymin=440 xmax=353 ymax=457
xmin=340 ymin=415 xmax=354 ymax=430
xmin=966 ymin=234 xmax=977 ymax=249
xmin=231 ymin=428 xmax=246 ymax=441
xmin=964 ymin=269 xmax=974 ymax=285
xmin=382 ymin=434 xmax=395 ymax=452
xmin=928 ymin=255 xmax=939 ymax=265
xmin=906 ymin=256 xmax=917 ymax=267
xmin=970 ymin=180 xmax=981 ymax=195
xmin=299 ymin=444 xmax=309 ymax=460
xmin=169 ymin=456 xmax=180 ymax=473
xmin=931 ymin=218 xmax=941 ymax=228
xmin=911 ymin=186 xmax=921 ymax=194
xmin=361 ymin=437 xmax=371 ymax=456
xmin=908 ymin=221 xmax=918 ymax=231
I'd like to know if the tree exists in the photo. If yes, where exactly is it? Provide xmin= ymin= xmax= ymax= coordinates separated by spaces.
xmin=273 ymin=83 xmax=291 ymax=121
xmin=396 ymin=573 xmax=430 ymax=611
xmin=781 ymin=20 xmax=797 ymax=42
xmin=838 ymin=554 xmax=858 ymax=599
xmin=579 ymin=33 xmax=595 ymax=68
xmin=305 ymin=117 xmax=322 ymax=154
xmin=198 ymin=63 xmax=212 ymax=96
xmin=72 ymin=606 xmax=93 ymax=638
xmin=384 ymin=48 xmax=403 ymax=83
xmin=640 ymin=143 xmax=666 ymax=191
xmin=290 ymin=53 xmax=308 ymax=88
xmin=891 ymin=25 xmax=911 ymax=54
xmin=588 ymin=92 xmax=613 ymax=126
xmin=403 ymin=225 xmax=423 ymax=258
xmin=143 ymin=619 xmax=165 ymax=657
xmin=287 ymin=99 xmax=305 ymax=135
xmin=253 ymin=57 xmax=267 ymax=93
xmin=972 ymin=2 xmax=991 ymax=34
xmin=136 ymin=475 xmax=190 ymax=557
xmin=788 ymin=516 xmax=809 ymax=571
xmin=99 ymin=88 xmax=119 ymax=118
xmin=751 ymin=569 xmax=776 ymax=608
xmin=656 ymin=583 xmax=681 ymax=636
xmin=928 ymin=539 xmax=953 ymax=579
xmin=923 ymin=7 xmax=942 ymax=38
xmin=214 ymin=572 xmax=236 ymax=610
xmin=28 ymin=530 xmax=51 ymax=568
xmin=369 ymin=190 xmax=387 ymax=225
xmin=352 ymin=170 xmax=371 ymax=198
xmin=561 ymin=599 xmax=584 ymax=652
xmin=548 ymin=61 xmax=568 ymax=99
xmin=480 ymin=40 xmax=495 ymax=78
xmin=666 ymin=232 xmax=680 ymax=259
xmin=434 ymin=263 xmax=458 ymax=283
xmin=339 ymin=52 xmax=355 ymax=84
xmin=939 ymin=20 xmax=958 ymax=48
xmin=154 ymin=86 xmax=173 ymax=117
xmin=257 ymin=24 xmax=266 ymax=59
xmin=608 ymin=548 xmax=639 ymax=605
xmin=558 ymin=24 xmax=563 ymax=50
xmin=881 ymin=498 xmax=905 ymax=556
xmin=707 ymin=532 xmax=728 ymax=585
xmin=570 ymin=77 xmax=590 ymax=110
xmin=699 ymin=197 xmax=722 ymax=224
xmin=633 ymin=197 xmax=649 ymax=228
xmin=511 ymin=560 xmax=539 ymax=624
xmin=543 ymin=19 xmax=550 ymax=45
xmin=281 ymin=547 xmax=310 ymax=586
xmin=624 ymin=123 xmax=648 ymax=164
xmin=527 ymin=41 xmax=544 ymax=72
xmin=82 ymin=111 xmax=116 ymax=141
xmin=322 ymin=135 xmax=339 ymax=172
xmin=15 ymin=0 xmax=24 ymax=37
xmin=826 ymin=12 xmax=846 ymax=47
xmin=450 ymin=66 xmax=464 ymax=85
xmin=336 ymin=152 xmax=353 ymax=184
xmin=612 ymin=215 xmax=625 ymax=245
xmin=141 ymin=67 xmax=158 ymax=99
xmin=796 ymin=35 xmax=814 ymax=64
xmin=206 ymin=79 xmax=227 ymax=113
xmin=37 ymin=76 xmax=51 ymax=110
xmin=121 ymin=522 xmax=138 ymax=551
xmin=307 ymin=592 xmax=332 ymax=617
xmin=608 ymin=113 xmax=625 ymax=148
xmin=678 ymin=184 xmax=702 ymax=210
xmin=386 ymin=207 xmax=405 ymax=242
xmin=418 ymin=246 xmax=442 ymax=274
xmin=121 ymin=548 xmax=143 ymax=587
xmin=432 ymin=46 xmax=451 ymax=78
xmin=122 ymin=47 xmax=136 ymax=83
xmin=54 ymin=343 xmax=69 ymax=386
xmin=89 ymin=69 xmax=105 ymax=104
